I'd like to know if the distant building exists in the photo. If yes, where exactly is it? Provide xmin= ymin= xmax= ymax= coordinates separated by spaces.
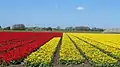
xmin=12 ymin=24 xmax=26 ymax=30
xmin=103 ymin=28 xmax=120 ymax=33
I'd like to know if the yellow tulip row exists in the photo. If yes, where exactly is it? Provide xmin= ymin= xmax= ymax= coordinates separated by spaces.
xmin=101 ymin=41 xmax=120 ymax=49
xmin=59 ymin=33 xmax=85 ymax=65
xmin=67 ymin=34 xmax=117 ymax=66
xmin=89 ymin=34 xmax=120 ymax=49
xmin=24 ymin=37 xmax=60 ymax=67
xmin=79 ymin=33 xmax=120 ymax=49
xmin=80 ymin=36 xmax=120 ymax=59
xmin=70 ymin=33 xmax=120 ymax=59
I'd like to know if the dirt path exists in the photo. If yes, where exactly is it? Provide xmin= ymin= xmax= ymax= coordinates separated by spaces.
xmin=53 ymin=37 xmax=62 ymax=67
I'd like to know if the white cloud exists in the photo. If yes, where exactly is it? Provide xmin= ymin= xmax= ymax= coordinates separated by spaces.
xmin=76 ymin=6 xmax=84 ymax=11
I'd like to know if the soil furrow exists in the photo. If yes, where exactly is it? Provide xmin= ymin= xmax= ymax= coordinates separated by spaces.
xmin=53 ymin=37 xmax=62 ymax=67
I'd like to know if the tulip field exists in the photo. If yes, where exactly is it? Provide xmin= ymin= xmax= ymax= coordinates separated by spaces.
xmin=0 ymin=32 xmax=62 ymax=66
xmin=0 ymin=32 xmax=120 ymax=67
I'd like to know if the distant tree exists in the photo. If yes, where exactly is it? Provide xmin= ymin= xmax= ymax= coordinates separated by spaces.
xmin=91 ymin=27 xmax=97 ymax=31
xmin=74 ymin=26 xmax=90 ymax=31
xmin=41 ymin=27 xmax=47 ymax=31
xmin=91 ymin=27 xmax=104 ymax=31
xmin=52 ymin=28 xmax=57 ymax=31
xmin=12 ymin=24 xmax=26 ymax=30
xmin=0 ymin=26 xmax=1 ymax=30
xmin=3 ymin=26 xmax=10 ymax=30
xmin=47 ymin=27 xmax=52 ymax=31
xmin=26 ymin=27 xmax=34 ymax=31
xmin=7 ymin=26 xmax=11 ymax=30
xmin=56 ymin=26 xmax=61 ymax=30
xmin=34 ymin=27 xmax=41 ymax=31
xmin=65 ymin=27 xmax=74 ymax=31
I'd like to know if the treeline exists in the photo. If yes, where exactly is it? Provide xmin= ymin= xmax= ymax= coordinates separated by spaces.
xmin=0 ymin=24 xmax=105 ymax=32
xmin=64 ymin=26 xmax=104 ymax=32
xmin=0 ymin=24 xmax=26 ymax=30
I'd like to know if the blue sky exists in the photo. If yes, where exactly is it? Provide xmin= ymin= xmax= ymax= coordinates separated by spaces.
xmin=0 ymin=0 xmax=120 ymax=28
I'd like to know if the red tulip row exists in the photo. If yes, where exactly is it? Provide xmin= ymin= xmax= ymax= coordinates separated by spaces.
xmin=0 ymin=39 xmax=34 ymax=52
xmin=0 ymin=39 xmax=20 ymax=47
